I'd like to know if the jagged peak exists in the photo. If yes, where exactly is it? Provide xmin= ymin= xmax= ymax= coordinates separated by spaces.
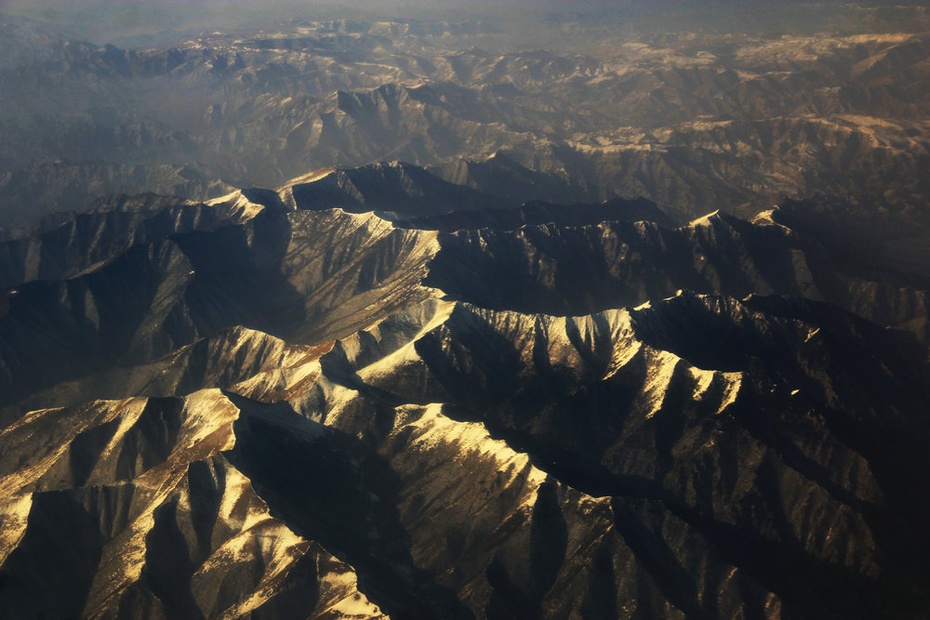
xmin=688 ymin=209 xmax=721 ymax=227
xmin=334 ymin=82 xmax=411 ymax=109
xmin=366 ymin=159 xmax=417 ymax=173
xmin=750 ymin=207 xmax=780 ymax=225
xmin=422 ymin=300 xmax=745 ymax=423
xmin=750 ymin=206 xmax=795 ymax=233
xmin=687 ymin=209 xmax=743 ymax=229
xmin=280 ymin=167 xmax=337 ymax=188
xmin=634 ymin=288 xmax=745 ymax=318
xmin=205 ymin=187 xmax=283 ymax=219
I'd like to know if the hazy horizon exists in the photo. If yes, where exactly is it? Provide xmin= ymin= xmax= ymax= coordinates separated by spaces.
xmin=4 ymin=0 xmax=918 ymax=48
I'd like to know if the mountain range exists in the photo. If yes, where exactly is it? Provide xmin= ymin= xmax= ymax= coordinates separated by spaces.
xmin=1 ymin=160 xmax=929 ymax=617
xmin=2 ymin=3 xmax=930 ymax=619
xmin=3 ymin=5 xmax=930 ymax=227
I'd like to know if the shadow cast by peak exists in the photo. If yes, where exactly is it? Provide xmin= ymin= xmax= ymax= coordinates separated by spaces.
xmin=221 ymin=391 xmax=474 ymax=620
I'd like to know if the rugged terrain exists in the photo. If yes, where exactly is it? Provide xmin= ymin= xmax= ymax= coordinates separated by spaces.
xmin=1 ymin=165 xmax=929 ymax=618
xmin=4 ymin=4 xmax=930 ymax=227
xmin=2 ymin=2 xmax=930 ymax=619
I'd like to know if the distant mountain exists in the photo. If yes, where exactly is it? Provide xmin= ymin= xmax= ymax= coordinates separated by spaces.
xmin=3 ymin=11 xmax=930 ymax=226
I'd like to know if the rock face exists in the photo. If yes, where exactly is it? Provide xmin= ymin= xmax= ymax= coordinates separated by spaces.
xmin=1 ymin=175 xmax=929 ymax=618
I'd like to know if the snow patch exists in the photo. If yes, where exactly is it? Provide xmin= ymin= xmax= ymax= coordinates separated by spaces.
xmin=281 ymin=167 xmax=337 ymax=188
xmin=750 ymin=208 xmax=791 ymax=232
xmin=0 ymin=494 xmax=32 ymax=565
xmin=688 ymin=210 xmax=722 ymax=228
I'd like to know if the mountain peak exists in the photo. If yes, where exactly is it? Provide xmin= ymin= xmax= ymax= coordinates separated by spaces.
xmin=687 ymin=209 xmax=738 ymax=228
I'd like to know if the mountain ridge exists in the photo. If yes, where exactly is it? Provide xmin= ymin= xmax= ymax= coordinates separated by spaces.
xmin=3 ymin=6 xmax=930 ymax=616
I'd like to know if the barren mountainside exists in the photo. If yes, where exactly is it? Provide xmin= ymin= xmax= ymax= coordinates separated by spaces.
xmin=2 ymin=2 xmax=930 ymax=619
xmin=1 ymin=164 xmax=929 ymax=617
